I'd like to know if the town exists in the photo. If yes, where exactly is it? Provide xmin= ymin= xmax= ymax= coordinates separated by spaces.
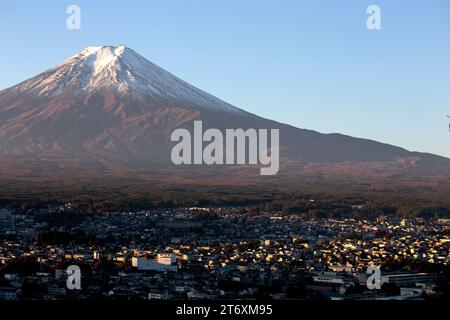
xmin=0 ymin=205 xmax=449 ymax=300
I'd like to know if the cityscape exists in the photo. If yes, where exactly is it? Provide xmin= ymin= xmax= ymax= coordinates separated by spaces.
xmin=1 ymin=204 xmax=449 ymax=300
xmin=1 ymin=2 xmax=450 ymax=317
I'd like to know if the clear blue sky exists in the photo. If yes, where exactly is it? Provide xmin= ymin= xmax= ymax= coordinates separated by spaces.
xmin=1 ymin=0 xmax=449 ymax=157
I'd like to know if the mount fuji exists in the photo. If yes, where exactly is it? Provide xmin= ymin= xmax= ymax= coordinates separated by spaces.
xmin=0 ymin=45 xmax=449 ymax=189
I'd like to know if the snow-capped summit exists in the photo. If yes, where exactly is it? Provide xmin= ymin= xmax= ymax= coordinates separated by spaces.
xmin=11 ymin=45 xmax=242 ymax=114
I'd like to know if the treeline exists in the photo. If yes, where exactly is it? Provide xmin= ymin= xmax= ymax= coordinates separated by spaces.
xmin=1 ymin=184 xmax=449 ymax=218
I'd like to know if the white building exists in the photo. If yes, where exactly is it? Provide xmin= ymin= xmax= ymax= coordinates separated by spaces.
xmin=380 ymin=272 xmax=440 ymax=287
xmin=156 ymin=253 xmax=176 ymax=265
xmin=132 ymin=256 xmax=177 ymax=272
xmin=313 ymin=272 xmax=346 ymax=285
xmin=148 ymin=292 xmax=168 ymax=299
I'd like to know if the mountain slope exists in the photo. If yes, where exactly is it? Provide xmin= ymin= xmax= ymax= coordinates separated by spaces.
xmin=0 ymin=45 xmax=448 ymax=183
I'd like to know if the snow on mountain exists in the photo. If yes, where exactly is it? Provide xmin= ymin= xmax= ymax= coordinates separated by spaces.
xmin=9 ymin=45 xmax=243 ymax=114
